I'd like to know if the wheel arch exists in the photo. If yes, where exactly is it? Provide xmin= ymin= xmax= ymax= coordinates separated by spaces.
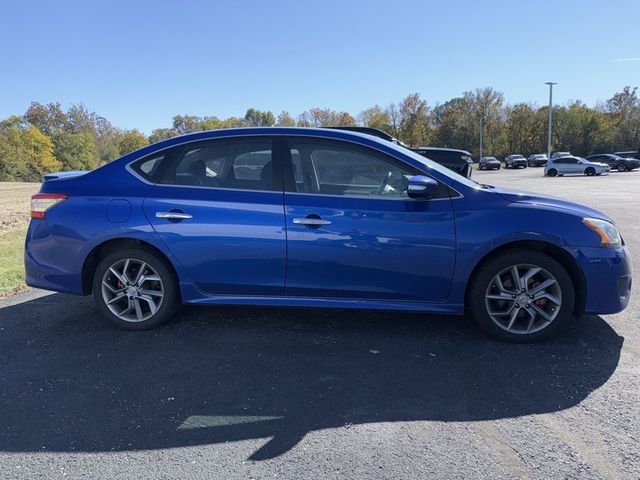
xmin=81 ymin=237 xmax=180 ymax=298
xmin=464 ymin=240 xmax=586 ymax=317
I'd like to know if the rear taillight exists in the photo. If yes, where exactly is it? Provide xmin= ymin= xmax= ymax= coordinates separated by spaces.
xmin=30 ymin=193 xmax=67 ymax=219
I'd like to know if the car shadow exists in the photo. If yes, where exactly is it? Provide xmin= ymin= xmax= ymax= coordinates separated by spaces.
xmin=0 ymin=293 xmax=624 ymax=460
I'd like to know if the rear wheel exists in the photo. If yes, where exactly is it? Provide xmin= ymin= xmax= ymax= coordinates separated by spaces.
xmin=468 ymin=250 xmax=575 ymax=342
xmin=585 ymin=167 xmax=596 ymax=176
xmin=93 ymin=248 xmax=179 ymax=330
xmin=617 ymin=163 xmax=627 ymax=172
xmin=547 ymin=168 xmax=557 ymax=177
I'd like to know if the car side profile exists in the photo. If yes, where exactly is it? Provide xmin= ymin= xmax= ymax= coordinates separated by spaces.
xmin=527 ymin=154 xmax=548 ymax=167
xmin=25 ymin=128 xmax=631 ymax=342
xmin=504 ymin=155 xmax=527 ymax=168
xmin=586 ymin=154 xmax=640 ymax=172
xmin=478 ymin=156 xmax=501 ymax=170
xmin=544 ymin=156 xmax=611 ymax=177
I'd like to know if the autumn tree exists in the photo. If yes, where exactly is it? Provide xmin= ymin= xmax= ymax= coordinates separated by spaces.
xmin=359 ymin=105 xmax=390 ymax=131
xmin=0 ymin=117 xmax=61 ymax=181
xmin=276 ymin=111 xmax=296 ymax=126
xmin=397 ymin=93 xmax=431 ymax=147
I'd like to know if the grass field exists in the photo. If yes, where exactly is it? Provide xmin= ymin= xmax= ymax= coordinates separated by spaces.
xmin=0 ymin=182 xmax=40 ymax=296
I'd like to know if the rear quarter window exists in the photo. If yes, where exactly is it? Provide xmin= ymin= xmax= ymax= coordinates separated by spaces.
xmin=129 ymin=151 xmax=172 ymax=183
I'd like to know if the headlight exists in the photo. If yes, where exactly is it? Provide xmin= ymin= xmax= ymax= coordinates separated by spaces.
xmin=583 ymin=218 xmax=622 ymax=247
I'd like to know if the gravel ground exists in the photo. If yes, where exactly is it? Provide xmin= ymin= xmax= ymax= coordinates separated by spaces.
xmin=0 ymin=167 xmax=638 ymax=479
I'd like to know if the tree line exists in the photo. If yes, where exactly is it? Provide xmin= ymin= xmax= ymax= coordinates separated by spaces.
xmin=1 ymin=86 xmax=639 ymax=182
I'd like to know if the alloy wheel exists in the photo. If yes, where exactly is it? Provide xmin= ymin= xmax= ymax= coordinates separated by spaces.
xmin=101 ymin=258 xmax=164 ymax=322
xmin=484 ymin=263 xmax=562 ymax=334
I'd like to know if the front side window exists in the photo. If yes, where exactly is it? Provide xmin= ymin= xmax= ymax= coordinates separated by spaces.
xmin=163 ymin=139 xmax=274 ymax=191
xmin=289 ymin=140 xmax=446 ymax=199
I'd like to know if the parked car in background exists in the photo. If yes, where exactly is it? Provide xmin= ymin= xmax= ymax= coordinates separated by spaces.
xmin=323 ymin=126 xmax=406 ymax=146
xmin=504 ymin=155 xmax=527 ymax=168
xmin=551 ymin=151 xmax=571 ymax=160
xmin=545 ymin=156 xmax=611 ymax=177
xmin=479 ymin=156 xmax=501 ymax=170
xmin=613 ymin=150 xmax=640 ymax=160
xmin=586 ymin=154 xmax=640 ymax=172
xmin=24 ymin=127 xmax=631 ymax=342
xmin=411 ymin=147 xmax=473 ymax=177
xmin=325 ymin=127 xmax=473 ymax=178
xmin=527 ymin=154 xmax=548 ymax=167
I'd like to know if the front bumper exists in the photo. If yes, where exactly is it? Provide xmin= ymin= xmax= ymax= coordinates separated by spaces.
xmin=574 ymin=245 xmax=632 ymax=315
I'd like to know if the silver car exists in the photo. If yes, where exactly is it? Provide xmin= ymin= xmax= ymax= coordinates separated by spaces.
xmin=544 ymin=156 xmax=611 ymax=177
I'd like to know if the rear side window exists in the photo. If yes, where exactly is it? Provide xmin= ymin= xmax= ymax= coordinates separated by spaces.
xmin=162 ymin=138 xmax=275 ymax=191
xmin=129 ymin=152 xmax=171 ymax=183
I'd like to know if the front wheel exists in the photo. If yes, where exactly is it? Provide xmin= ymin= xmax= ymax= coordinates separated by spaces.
xmin=585 ymin=167 xmax=596 ymax=176
xmin=617 ymin=163 xmax=627 ymax=172
xmin=93 ymin=248 xmax=180 ymax=330
xmin=547 ymin=168 xmax=557 ymax=177
xmin=468 ymin=250 xmax=575 ymax=342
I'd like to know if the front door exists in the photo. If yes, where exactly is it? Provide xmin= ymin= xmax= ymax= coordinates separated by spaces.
xmin=282 ymin=138 xmax=456 ymax=302
xmin=143 ymin=137 xmax=287 ymax=296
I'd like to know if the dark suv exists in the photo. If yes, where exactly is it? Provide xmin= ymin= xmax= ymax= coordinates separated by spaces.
xmin=325 ymin=127 xmax=473 ymax=177
xmin=504 ymin=154 xmax=528 ymax=168
xmin=586 ymin=154 xmax=640 ymax=172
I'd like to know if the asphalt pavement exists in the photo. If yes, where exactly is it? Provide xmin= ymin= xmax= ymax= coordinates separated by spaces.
xmin=1 ymin=165 xmax=638 ymax=479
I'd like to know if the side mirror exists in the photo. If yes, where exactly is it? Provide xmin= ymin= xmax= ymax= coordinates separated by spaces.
xmin=407 ymin=175 xmax=438 ymax=199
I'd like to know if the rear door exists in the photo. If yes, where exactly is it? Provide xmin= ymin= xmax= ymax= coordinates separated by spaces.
xmin=282 ymin=137 xmax=456 ymax=302
xmin=143 ymin=136 xmax=287 ymax=296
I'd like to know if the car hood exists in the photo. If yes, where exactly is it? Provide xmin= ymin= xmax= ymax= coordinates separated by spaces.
xmin=493 ymin=187 xmax=612 ymax=222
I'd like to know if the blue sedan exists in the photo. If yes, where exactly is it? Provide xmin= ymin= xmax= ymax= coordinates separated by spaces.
xmin=25 ymin=128 xmax=632 ymax=341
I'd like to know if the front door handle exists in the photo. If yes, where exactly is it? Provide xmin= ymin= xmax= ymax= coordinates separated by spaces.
xmin=293 ymin=217 xmax=332 ymax=226
xmin=156 ymin=211 xmax=193 ymax=220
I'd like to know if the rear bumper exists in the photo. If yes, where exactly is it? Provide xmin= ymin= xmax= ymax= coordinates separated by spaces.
xmin=24 ymin=219 xmax=84 ymax=295
xmin=575 ymin=245 xmax=632 ymax=315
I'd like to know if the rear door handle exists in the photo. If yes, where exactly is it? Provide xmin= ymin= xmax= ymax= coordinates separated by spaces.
xmin=293 ymin=217 xmax=332 ymax=226
xmin=155 ymin=211 xmax=193 ymax=220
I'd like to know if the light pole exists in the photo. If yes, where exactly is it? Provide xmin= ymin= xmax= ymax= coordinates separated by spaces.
xmin=479 ymin=116 xmax=484 ymax=161
xmin=545 ymin=82 xmax=557 ymax=159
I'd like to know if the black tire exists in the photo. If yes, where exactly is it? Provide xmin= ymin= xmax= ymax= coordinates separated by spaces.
xmin=547 ymin=168 xmax=557 ymax=177
xmin=497 ymin=165 xmax=501 ymax=170
xmin=92 ymin=248 xmax=180 ymax=330
xmin=479 ymin=164 xmax=484 ymax=170
xmin=617 ymin=163 xmax=627 ymax=172
xmin=468 ymin=250 xmax=575 ymax=342
xmin=585 ymin=167 xmax=596 ymax=176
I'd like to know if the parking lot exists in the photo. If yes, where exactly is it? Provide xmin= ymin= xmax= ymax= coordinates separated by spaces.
xmin=0 ymin=166 xmax=638 ymax=479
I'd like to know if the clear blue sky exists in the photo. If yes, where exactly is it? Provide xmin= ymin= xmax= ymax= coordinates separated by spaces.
xmin=1 ymin=0 xmax=639 ymax=134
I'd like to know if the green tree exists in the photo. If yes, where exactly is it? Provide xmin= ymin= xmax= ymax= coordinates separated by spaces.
xmin=244 ymin=108 xmax=275 ymax=127
xmin=118 ymin=129 xmax=148 ymax=156
xmin=149 ymin=128 xmax=178 ymax=144
xmin=51 ymin=131 xmax=97 ymax=171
